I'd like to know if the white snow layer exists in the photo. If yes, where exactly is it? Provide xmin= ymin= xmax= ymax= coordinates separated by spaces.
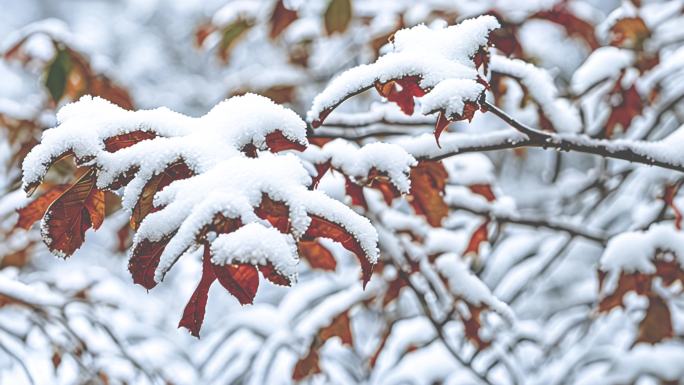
xmin=435 ymin=254 xmax=514 ymax=322
xmin=302 ymin=140 xmax=417 ymax=193
xmin=600 ymin=224 xmax=684 ymax=274
xmin=307 ymin=15 xmax=500 ymax=123
xmin=490 ymin=55 xmax=582 ymax=133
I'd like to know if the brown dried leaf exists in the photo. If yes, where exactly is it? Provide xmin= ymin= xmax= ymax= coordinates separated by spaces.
xmin=298 ymin=240 xmax=337 ymax=271
xmin=16 ymin=184 xmax=69 ymax=230
xmin=637 ymin=295 xmax=673 ymax=344
xmin=408 ymin=161 xmax=449 ymax=227
xmin=42 ymin=168 xmax=105 ymax=257
xmin=269 ymin=0 xmax=298 ymax=39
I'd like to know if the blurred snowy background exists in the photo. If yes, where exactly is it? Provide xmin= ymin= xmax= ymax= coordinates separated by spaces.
xmin=3 ymin=0 xmax=684 ymax=385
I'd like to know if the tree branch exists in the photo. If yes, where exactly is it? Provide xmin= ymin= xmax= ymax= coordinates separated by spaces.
xmin=448 ymin=201 xmax=608 ymax=244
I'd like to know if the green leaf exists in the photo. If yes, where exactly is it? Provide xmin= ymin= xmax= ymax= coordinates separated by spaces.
xmin=45 ymin=48 xmax=72 ymax=103
xmin=324 ymin=0 xmax=352 ymax=35
xmin=218 ymin=19 xmax=253 ymax=62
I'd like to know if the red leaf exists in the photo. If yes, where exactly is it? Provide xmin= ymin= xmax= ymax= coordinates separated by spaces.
xmin=212 ymin=263 xmax=259 ymax=305
xmin=605 ymin=78 xmax=642 ymax=138
xmin=461 ymin=303 xmax=491 ymax=350
xmin=103 ymin=131 xmax=156 ymax=152
xmin=298 ymin=240 xmax=337 ymax=271
xmin=318 ymin=311 xmax=353 ymax=346
xmin=311 ymin=161 xmax=331 ymax=189
xmin=367 ymin=169 xmax=401 ymax=205
xmin=637 ymin=294 xmax=673 ymax=344
xmin=532 ymin=5 xmax=599 ymax=50
xmin=259 ymin=263 xmax=292 ymax=286
xmin=292 ymin=344 xmax=321 ymax=381
xmin=375 ymin=76 xmax=426 ymax=116
xmin=116 ymin=221 xmax=132 ymax=252
xmin=382 ymin=277 xmax=408 ymax=306
xmin=179 ymin=246 xmax=216 ymax=337
xmin=664 ymin=184 xmax=681 ymax=230
xmin=15 ymin=184 xmax=69 ymax=230
xmin=129 ymin=235 xmax=172 ymax=290
xmin=464 ymin=220 xmax=489 ymax=257
xmin=472 ymin=45 xmax=490 ymax=75
xmin=469 ymin=184 xmax=496 ymax=202
xmin=254 ymin=194 xmax=290 ymax=233
xmin=434 ymin=111 xmax=451 ymax=147
xmin=345 ymin=176 xmax=367 ymax=210
xmin=304 ymin=215 xmax=373 ymax=287
xmin=311 ymin=108 xmax=333 ymax=128
xmin=42 ymin=168 xmax=105 ymax=257
xmin=269 ymin=0 xmax=298 ymax=39
xmin=408 ymin=161 xmax=449 ymax=227
xmin=598 ymin=271 xmax=651 ymax=312
xmin=131 ymin=161 xmax=193 ymax=230
xmin=265 ymin=131 xmax=306 ymax=153
xmin=195 ymin=23 xmax=216 ymax=47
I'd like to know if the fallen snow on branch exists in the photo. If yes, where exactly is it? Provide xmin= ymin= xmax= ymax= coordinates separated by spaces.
xmin=491 ymin=55 xmax=581 ymax=133
xmin=302 ymin=140 xmax=417 ymax=193
xmin=307 ymin=15 xmax=500 ymax=125
xmin=600 ymin=224 xmax=684 ymax=275
xmin=435 ymin=254 xmax=514 ymax=322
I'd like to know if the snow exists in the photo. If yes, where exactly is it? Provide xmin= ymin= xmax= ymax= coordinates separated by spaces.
xmin=23 ymin=94 xmax=308 ymax=192
xmin=600 ymin=224 xmax=684 ymax=275
xmin=211 ymin=223 xmax=299 ymax=281
xmin=143 ymin=153 xmax=378 ymax=283
xmin=594 ymin=342 xmax=684 ymax=385
xmin=1 ymin=18 xmax=72 ymax=57
xmin=302 ymin=140 xmax=417 ymax=193
xmin=0 ymin=273 xmax=64 ymax=307
xmin=443 ymin=153 xmax=495 ymax=185
xmin=211 ymin=1 xmax=262 ymax=27
xmin=307 ymin=15 xmax=500 ymax=124
xmin=419 ymin=78 xmax=485 ymax=117
xmin=435 ymin=253 xmax=514 ymax=322
xmin=490 ymin=55 xmax=582 ymax=133
xmin=571 ymin=47 xmax=635 ymax=94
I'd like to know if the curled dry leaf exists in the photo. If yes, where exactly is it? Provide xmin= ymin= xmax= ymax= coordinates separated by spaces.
xmin=179 ymin=246 xmax=262 ymax=337
xmin=304 ymin=215 xmax=373 ymax=286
